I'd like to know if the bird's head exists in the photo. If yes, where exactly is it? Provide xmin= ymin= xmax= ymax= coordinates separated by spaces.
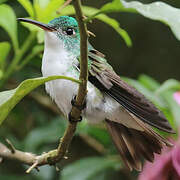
xmin=18 ymin=16 xmax=81 ymax=55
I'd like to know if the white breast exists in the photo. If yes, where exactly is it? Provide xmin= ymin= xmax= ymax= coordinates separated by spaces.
xmin=42 ymin=31 xmax=79 ymax=116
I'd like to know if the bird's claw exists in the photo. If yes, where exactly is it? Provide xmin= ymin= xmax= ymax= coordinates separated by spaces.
xmin=71 ymin=95 xmax=86 ymax=111
xmin=68 ymin=95 xmax=86 ymax=123
xmin=68 ymin=113 xmax=82 ymax=123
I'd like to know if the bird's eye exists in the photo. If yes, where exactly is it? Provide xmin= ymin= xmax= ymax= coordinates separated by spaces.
xmin=65 ymin=28 xmax=75 ymax=36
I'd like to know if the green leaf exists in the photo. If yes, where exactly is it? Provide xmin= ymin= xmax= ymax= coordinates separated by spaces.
xmin=162 ymin=91 xmax=180 ymax=126
xmin=61 ymin=6 xmax=132 ymax=47
xmin=0 ymin=41 xmax=11 ymax=69
xmin=0 ymin=0 xmax=7 ymax=4
xmin=100 ymin=0 xmax=135 ymax=13
xmin=61 ymin=157 xmax=119 ymax=180
xmin=33 ymin=0 xmax=64 ymax=22
xmin=33 ymin=0 xmax=44 ymax=21
xmin=37 ymin=30 xmax=44 ymax=43
xmin=0 ymin=70 xmax=3 ymax=79
xmin=0 ymin=175 xmax=31 ymax=180
xmin=24 ymin=117 xmax=66 ymax=151
xmin=34 ymin=0 xmax=50 ymax=9
xmin=138 ymin=74 xmax=160 ymax=91
xmin=0 ymin=76 xmax=80 ymax=125
xmin=31 ymin=44 xmax=44 ymax=54
xmin=21 ymin=20 xmax=40 ymax=32
xmin=18 ymin=44 xmax=44 ymax=69
xmin=155 ymin=79 xmax=180 ymax=95
xmin=17 ymin=0 xmax=34 ymax=18
xmin=95 ymin=13 xmax=132 ymax=47
xmin=0 ymin=4 xmax=18 ymax=50
xmin=39 ymin=0 xmax=64 ymax=22
xmin=121 ymin=0 xmax=180 ymax=41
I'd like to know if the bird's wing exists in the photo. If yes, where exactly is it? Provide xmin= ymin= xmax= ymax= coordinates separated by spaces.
xmin=87 ymin=49 xmax=174 ymax=133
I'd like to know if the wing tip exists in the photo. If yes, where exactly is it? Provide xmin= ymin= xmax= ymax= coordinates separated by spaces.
xmin=157 ymin=126 xmax=176 ymax=134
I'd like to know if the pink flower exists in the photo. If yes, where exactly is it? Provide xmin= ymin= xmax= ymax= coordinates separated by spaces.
xmin=139 ymin=92 xmax=180 ymax=179
xmin=174 ymin=91 xmax=180 ymax=105
xmin=139 ymin=140 xmax=180 ymax=180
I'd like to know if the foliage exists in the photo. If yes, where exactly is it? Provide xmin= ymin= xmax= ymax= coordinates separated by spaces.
xmin=89 ymin=0 xmax=180 ymax=42
xmin=61 ymin=157 xmax=120 ymax=180
xmin=120 ymin=0 xmax=180 ymax=41
xmin=0 ymin=0 xmax=180 ymax=180
xmin=0 ymin=76 xmax=80 ymax=125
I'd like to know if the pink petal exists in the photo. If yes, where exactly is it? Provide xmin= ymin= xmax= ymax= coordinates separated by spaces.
xmin=139 ymin=151 xmax=172 ymax=180
xmin=172 ymin=144 xmax=180 ymax=177
xmin=173 ymin=91 xmax=180 ymax=105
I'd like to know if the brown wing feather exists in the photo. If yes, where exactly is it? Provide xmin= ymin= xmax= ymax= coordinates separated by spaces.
xmin=88 ymin=50 xmax=174 ymax=133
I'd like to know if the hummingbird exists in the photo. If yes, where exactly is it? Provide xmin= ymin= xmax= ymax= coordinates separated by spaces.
xmin=18 ymin=16 xmax=174 ymax=171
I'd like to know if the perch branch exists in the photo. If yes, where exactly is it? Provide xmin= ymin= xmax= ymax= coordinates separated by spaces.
xmin=28 ymin=93 xmax=107 ymax=154
xmin=0 ymin=0 xmax=88 ymax=173
xmin=70 ymin=0 xmax=88 ymax=121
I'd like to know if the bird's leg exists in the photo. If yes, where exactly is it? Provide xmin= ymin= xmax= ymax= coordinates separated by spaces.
xmin=71 ymin=95 xmax=86 ymax=111
xmin=68 ymin=95 xmax=86 ymax=123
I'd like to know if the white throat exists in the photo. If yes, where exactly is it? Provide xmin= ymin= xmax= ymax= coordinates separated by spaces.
xmin=42 ymin=31 xmax=74 ymax=77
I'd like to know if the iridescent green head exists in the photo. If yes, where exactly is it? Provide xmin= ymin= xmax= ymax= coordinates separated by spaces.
xmin=18 ymin=16 xmax=81 ymax=55
xmin=49 ymin=16 xmax=79 ymax=35
xmin=48 ymin=16 xmax=80 ymax=53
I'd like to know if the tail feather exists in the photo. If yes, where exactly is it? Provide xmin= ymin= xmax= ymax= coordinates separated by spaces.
xmin=129 ymin=129 xmax=154 ymax=162
xmin=119 ymin=125 xmax=142 ymax=170
xmin=105 ymin=119 xmax=173 ymax=171
xmin=106 ymin=121 xmax=139 ymax=171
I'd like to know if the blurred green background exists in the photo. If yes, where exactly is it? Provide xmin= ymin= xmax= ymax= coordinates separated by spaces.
xmin=0 ymin=0 xmax=180 ymax=180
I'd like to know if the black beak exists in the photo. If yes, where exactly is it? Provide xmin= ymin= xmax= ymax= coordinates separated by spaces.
xmin=17 ymin=18 xmax=56 ymax=32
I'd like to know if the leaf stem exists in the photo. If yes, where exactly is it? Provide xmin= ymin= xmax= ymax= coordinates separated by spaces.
xmin=16 ymin=45 xmax=44 ymax=70
xmin=0 ymin=31 xmax=36 ymax=88
xmin=84 ymin=11 xmax=101 ymax=23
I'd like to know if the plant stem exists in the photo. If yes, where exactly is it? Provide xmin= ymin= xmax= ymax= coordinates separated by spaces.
xmin=0 ymin=32 xmax=36 ymax=88
xmin=52 ymin=0 xmax=89 ymax=164
xmin=70 ymin=0 xmax=88 ymax=120
xmin=17 ymin=45 xmax=44 ymax=70
xmin=84 ymin=11 xmax=101 ymax=23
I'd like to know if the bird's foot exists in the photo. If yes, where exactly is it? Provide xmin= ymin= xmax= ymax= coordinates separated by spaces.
xmin=71 ymin=95 xmax=86 ymax=111
xmin=68 ymin=113 xmax=82 ymax=123
xmin=68 ymin=95 xmax=86 ymax=123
